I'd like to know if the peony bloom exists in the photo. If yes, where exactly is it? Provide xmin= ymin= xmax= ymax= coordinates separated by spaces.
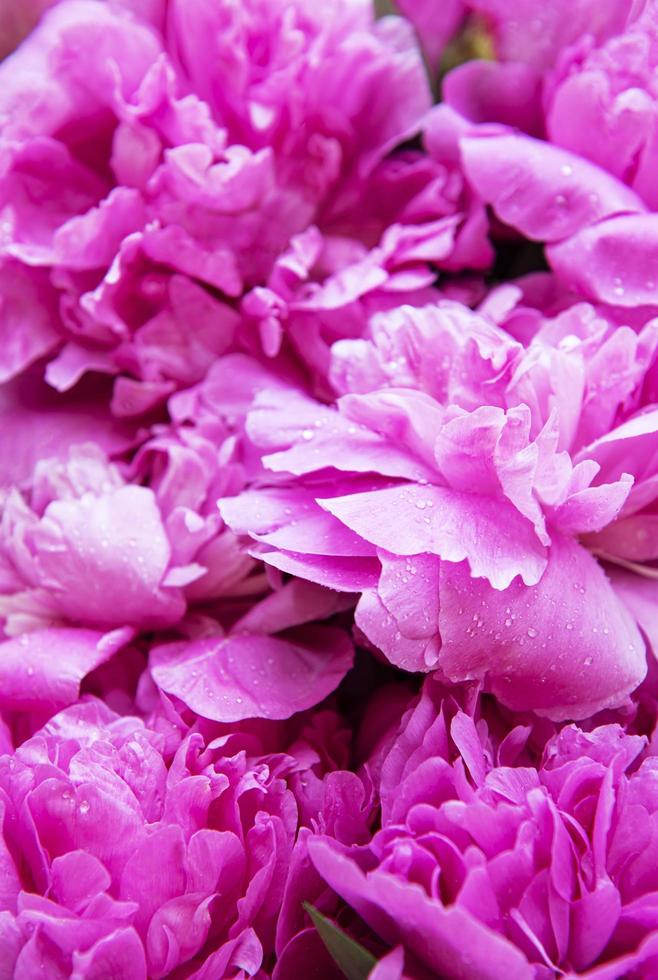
xmin=308 ymin=676 xmax=658 ymax=978
xmin=0 ymin=0 xmax=431 ymax=410
xmin=0 ymin=441 xmax=356 ymax=727
xmin=0 ymin=697 xmax=371 ymax=977
xmin=220 ymin=298 xmax=658 ymax=719
xmin=544 ymin=4 xmax=658 ymax=204
xmin=0 ymin=351 xmax=289 ymax=638
xmin=0 ymin=443 xmax=198 ymax=635
xmin=4 ymin=2 xmax=658 ymax=977
xmin=439 ymin=4 xmax=658 ymax=316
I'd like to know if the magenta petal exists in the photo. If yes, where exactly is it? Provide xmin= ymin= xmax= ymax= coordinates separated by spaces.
xmin=438 ymin=535 xmax=646 ymax=720
xmin=273 ymin=927 xmax=343 ymax=980
xmin=577 ymin=408 xmax=658 ymax=497
xmin=355 ymin=589 xmax=439 ymax=673
xmin=308 ymin=838 xmax=533 ymax=980
xmin=0 ymin=374 xmax=135 ymax=491
xmin=233 ymin=580 xmax=355 ymax=636
xmin=220 ymin=486 xmax=376 ymax=558
xmin=249 ymin=546 xmax=381 ymax=593
xmin=0 ymin=262 xmax=61 ymax=384
xmin=0 ymin=627 xmax=131 ymax=711
xmin=569 ymin=881 xmax=621 ymax=972
xmin=71 ymin=928 xmax=147 ymax=980
xmin=444 ymin=61 xmax=542 ymax=134
xmin=378 ymin=552 xmax=440 ymax=641
xmin=50 ymin=851 xmax=111 ymax=914
xmin=150 ymin=627 xmax=353 ymax=721
xmin=0 ymin=911 xmax=21 ymax=977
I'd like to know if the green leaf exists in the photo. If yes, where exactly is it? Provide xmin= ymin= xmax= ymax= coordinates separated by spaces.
xmin=303 ymin=902 xmax=377 ymax=980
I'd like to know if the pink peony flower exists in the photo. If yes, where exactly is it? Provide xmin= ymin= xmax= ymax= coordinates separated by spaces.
xmin=0 ymin=443 xmax=194 ymax=635
xmin=0 ymin=351 xmax=290 ymax=638
xmin=0 ymin=0 xmax=431 ymax=410
xmin=308 ymin=676 xmax=658 ymax=978
xmin=0 ymin=697 xmax=371 ymax=977
xmin=3 ymin=2 xmax=658 ymax=976
xmin=544 ymin=5 xmax=658 ymax=204
xmin=220 ymin=299 xmax=658 ymax=719
xmin=442 ymin=6 xmax=658 ymax=316
xmin=0 ymin=346 xmax=361 ymax=726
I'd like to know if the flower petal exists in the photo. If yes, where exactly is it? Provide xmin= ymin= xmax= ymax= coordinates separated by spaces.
xmin=151 ymin=627 xmax=353 ymax=721
xmin=438 ymin=535 xmax=646 ymax=720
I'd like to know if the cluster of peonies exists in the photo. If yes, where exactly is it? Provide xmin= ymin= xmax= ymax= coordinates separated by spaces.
xmin=2 ymin=0 xmax=658 ymax=977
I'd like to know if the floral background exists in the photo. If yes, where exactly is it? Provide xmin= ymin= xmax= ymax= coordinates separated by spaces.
xmin=1 ymin=1 xmax=658 ymax=977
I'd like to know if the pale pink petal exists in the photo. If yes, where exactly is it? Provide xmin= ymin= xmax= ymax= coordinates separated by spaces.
xmin=461 ymin=133 xmax=644 ymax=242
xmin=35 ymin=486 xmax=184 ymax=629
xmin=548 ymin=214 xmax=658 ymax=307
xmin=150 ymin=628 xmax=353 ymax=721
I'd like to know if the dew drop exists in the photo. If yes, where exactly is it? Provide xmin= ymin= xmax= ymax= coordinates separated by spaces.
xmin=527 ymin=627 xmax=538 ymax=639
